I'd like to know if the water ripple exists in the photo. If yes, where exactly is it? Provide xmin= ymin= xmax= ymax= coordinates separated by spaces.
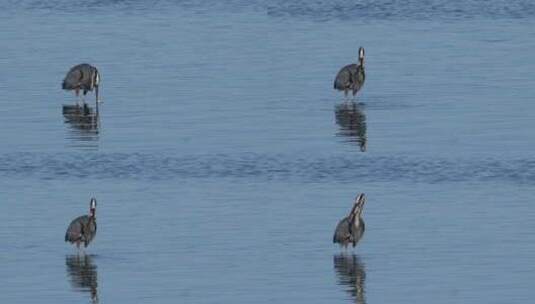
xmin=1 ymin=152 xmax=534 ymax=184
xmin=2 ymin=0 xmax=534 ymax=21
xmin=266 ymin=0 xmax=535 ymax=21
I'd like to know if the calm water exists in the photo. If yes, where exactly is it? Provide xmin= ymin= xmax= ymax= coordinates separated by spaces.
xmin=1 ymin=1 xmax=535 ymax=303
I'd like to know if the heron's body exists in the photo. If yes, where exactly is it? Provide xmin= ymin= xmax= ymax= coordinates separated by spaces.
xmin=65 ymin=198 xmax=97 ymax=248
xmin=62 ymin=64 xmax=100 ymax=104
xmin=333 ymin=194 xmax=366 ymax=248
xmin=334 ymin=47 xmax=366 ymax=97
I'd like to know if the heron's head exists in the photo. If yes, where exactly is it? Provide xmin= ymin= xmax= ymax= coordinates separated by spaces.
xmin=354 ymin=193 xmax=366 ymax=216
xmin=358 ymin=47 xmax=365 ymax=63
xmin=89 ymin=198 xmax=97 ymax=216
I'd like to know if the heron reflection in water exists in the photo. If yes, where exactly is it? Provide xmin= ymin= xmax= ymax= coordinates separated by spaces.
xmin=63 ymin=108 xmax=99 ymax=149
xmin=63 ymin=103 xmax=99 ymax=133
xmin=65 ymin=254 xmax=99 ymax=303
xmin=64 ymin=124 xmax=99 ymax=150
xmin=334 ymin=102 xmax=367 ymax=152
xmin=333 ymin=254 xmax=366 ymax=304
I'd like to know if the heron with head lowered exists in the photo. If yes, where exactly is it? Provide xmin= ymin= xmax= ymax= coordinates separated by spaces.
xmin=62 ymin=63 xmax=101 ymax=106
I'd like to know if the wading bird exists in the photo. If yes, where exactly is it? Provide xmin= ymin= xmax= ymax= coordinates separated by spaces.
xmin=334 ymin=47 xmax=365 ymax=99
xmin=62 ymin=64 xmax=101 ymax=105
xmin=333 ymin=193 xmax=366 ymax=248
xmin=65 ymin=198 xmax=97 ymax=249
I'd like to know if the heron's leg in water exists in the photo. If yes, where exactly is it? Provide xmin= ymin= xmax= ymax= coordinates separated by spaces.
xmin=344 ymin=89 xmax=349 ymax=101
xmin=351 ymin=91 xmax=357 ymax=103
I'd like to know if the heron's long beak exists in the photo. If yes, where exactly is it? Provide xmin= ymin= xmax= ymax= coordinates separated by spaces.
xmin=350 ymin=193 xmax=366 ymax=220
xmin=356 ymin=194 xmax=366 ymax=214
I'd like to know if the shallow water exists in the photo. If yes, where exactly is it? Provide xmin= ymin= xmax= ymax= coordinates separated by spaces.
xmin=1 ymin=1 xmax=535 ymax=303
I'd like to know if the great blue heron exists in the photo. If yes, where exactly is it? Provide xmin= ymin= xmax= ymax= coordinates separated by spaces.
xmin=62 ymin=64 xmax=101 ymax=105
xmin=333 ymin=194 xmax=366 ymax=248
xmin=65 ymin=198 xmax=97 ymax=249
xmin=334 ymin=47 xmax=365 ymax=99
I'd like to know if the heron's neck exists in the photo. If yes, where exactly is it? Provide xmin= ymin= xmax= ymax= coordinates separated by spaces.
xmin=353 ymin=216 xmax=361 ymax=227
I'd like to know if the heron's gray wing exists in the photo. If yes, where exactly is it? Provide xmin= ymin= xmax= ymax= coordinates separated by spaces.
xmin=62 ymin=68 xmax=84 ymax=90
xmin=65 ymin=216 xmax=87 ymax=242
xmin=334 ymin=65 xmax=353 ymax=90
xmin=79 ymin=66 xmax=96 ymax=90
xmin=334 ymin=68 xmax=346 ymax=89
xmin=333 ymin=218 xmax=352 ymax=243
